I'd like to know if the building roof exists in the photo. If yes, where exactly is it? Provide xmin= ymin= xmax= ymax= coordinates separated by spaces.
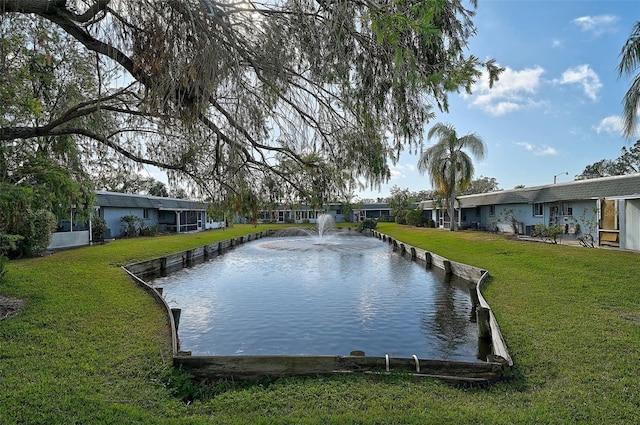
xmin=95 ymin=191 xmax=207 ymax=211
xmin=419 ymin=173 xmax=640 ymax=209
xmin=360 ymin=203 xmax=392 ymax=210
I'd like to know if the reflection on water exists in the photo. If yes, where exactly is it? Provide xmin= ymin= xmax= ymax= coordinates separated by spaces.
xmin=152 ymin=235 xmax=482 ymax=361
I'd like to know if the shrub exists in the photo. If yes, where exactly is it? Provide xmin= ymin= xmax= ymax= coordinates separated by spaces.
xmin=532 ymin=223 xmax=564 ymax=244
xmin=405 ymin=209 xmax=426 ymax=227
xmin=0 ymin=255 xmax=7 ymax=281
xmin=358 ymin=218 xmax=377 ymax=232
xmin=1 ymin=234 xmax=24 ymax=276
xmin=91 ymin=216 xmax=108 ymax=242
xmin=376 ymin=215 xmax=394 ymax=223
xmin=394 ymin=210 xmax=407 ymax=225
xmin=120 ymin=215 xmax=139 ymax=238
xmin=15 ymin=209 xmax=57 ymax=256
xmin=120 ymin=215 xmax=158 ymax=238
xmin=140 ymin=223 xmax=158 ymax=237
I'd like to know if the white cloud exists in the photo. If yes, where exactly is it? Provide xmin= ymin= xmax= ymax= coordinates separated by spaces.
xmin=467 ymin=66 xmax=545 ymax=116
xmin=596 ymin=115 xmax=623 ymax=134
xmin=402 ymin=163 xmax=416 ymax=172
xmin=537 ymin=146 xmax=559 ymax=156
xmin=572 ymin=15 xmax=619 ymax=35
xmin=516 ymin=142 xmax=558 ymax=156
xmin=389 ymin=168 xmax=405 ymax=179
xmin=556 ymin=65 xmax=602 ymax=101
xmin=551 ymin=39 xmax=562 ymax=48
xmin=389 ymin=162 xmax=416 ymax=178
xmin=516 ymin=142 xmax=534 ymax=151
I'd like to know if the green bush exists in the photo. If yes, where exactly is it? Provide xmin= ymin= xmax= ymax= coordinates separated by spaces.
xmin=91 ymin=216 xmax=108 ymax=242
xmin=405 ymin=209 xmax=426 ymax=226
xmin=16 ymin=209 xmax=57 ymax=256
xmin=358 ymin=218 xmax=377 ymax=232
xmin=120 ymin=215 xmax=158 ymax=238
xmin=140 ymin=223 xmax=158 ymax=237
xmin=0 ymin=233 xmax=24 ymax=277
xmin=532 ymin=223 xmax=564 ymax=244
xmin=120 ymin=215 xmax=139 ymax=238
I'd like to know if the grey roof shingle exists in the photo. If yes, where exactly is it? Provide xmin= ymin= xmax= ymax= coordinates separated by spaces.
xmin=420 ymin=173 xmax=640 ymax=208
xmin=95 ymin=191 xmax=206 ymax=211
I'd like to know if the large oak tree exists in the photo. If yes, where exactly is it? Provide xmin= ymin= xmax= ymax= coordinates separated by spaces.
xmin=2 ymin=0 xmax=501 ymax=207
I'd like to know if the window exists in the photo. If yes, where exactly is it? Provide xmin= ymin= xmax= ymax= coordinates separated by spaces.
xmin=489 ymin=205 xmax=495 ymax=216
xmin=562 ymin=203 xmax=573 ymax=216
xmin=143 ymin=208 xmax=149 ymax=219
xmin=533 ymin=203 xmax=543 ymax=216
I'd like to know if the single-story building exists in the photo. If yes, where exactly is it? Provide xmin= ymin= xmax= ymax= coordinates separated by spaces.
xmin=48 ymin=191 xmax=208 ymax=250
xmin=353 ymin=203 xmax=393 ymax=221
xmin=258 ymin=203 xmax=349 ymax=223
xmin=94 ymin=191 xmax=207 ymax=238
xmin=419 ymin=173 xmax=640 ymax=250
xmin=258 ymin=203 xmax=395 ymax=223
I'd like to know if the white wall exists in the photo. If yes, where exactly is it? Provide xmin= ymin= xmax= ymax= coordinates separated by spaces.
xmin=48 ymin=231 xmax=90 ymax=250
xmin=623 ymin=199 xmax=640 ymax=251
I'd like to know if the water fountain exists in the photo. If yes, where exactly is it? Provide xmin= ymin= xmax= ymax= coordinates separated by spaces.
xmin=316 ymin=213 xmax=334 ymax=240
xmin=263 ymin=213 xmax=377 ymax=252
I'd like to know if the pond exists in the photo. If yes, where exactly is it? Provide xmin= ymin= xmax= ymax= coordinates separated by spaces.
xmin=152 ymin=233 xmax=484 ymax=362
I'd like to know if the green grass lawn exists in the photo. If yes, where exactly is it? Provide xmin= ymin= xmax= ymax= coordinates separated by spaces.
xmin=1 ymin=223 xmax=639 ymax=424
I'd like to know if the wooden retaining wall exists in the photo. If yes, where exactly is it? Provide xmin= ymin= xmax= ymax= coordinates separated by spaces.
xmin=124 ymin=232 xmax=270 ymax=278
xmin=124 ymin=229 xmax=511 ymax=386
xmin=174 ymin=355 xmax=504 ymax=385
xmin=373 ymin=231 xmax=513 ymax=367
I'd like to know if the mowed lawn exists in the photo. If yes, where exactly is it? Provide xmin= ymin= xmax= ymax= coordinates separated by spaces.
xmin=0 ymin=223 xmax=639 ymax=424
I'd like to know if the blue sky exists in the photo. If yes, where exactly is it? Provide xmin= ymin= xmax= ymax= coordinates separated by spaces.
xmin=358 ymin=0 xmax=640 ymax=200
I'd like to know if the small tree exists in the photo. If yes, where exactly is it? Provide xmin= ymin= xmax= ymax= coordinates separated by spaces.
xmin=500 ymin=208 xmax=520 ymax=234
xmin=460 ymin=176 xmax=500 ymax=195
xmin=387 ymin=186 xmax=414 ymax=219
xmin=571 ymin=207 xmax=599 ymax=248
xmin=395 ymin=210 xmax=408 ymax=225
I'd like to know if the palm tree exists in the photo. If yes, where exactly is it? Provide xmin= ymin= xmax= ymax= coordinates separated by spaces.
xmin=619 ymin=21 xmax=640 ymax=139
xmin=417 ymin=123 xmax=486 ymax=231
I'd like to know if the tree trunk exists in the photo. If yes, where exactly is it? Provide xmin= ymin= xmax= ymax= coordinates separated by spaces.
xmin=448 ymin=192 xmax=456 ymax=231
xmin=449 ymin=158 xmax=457 ymax=231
